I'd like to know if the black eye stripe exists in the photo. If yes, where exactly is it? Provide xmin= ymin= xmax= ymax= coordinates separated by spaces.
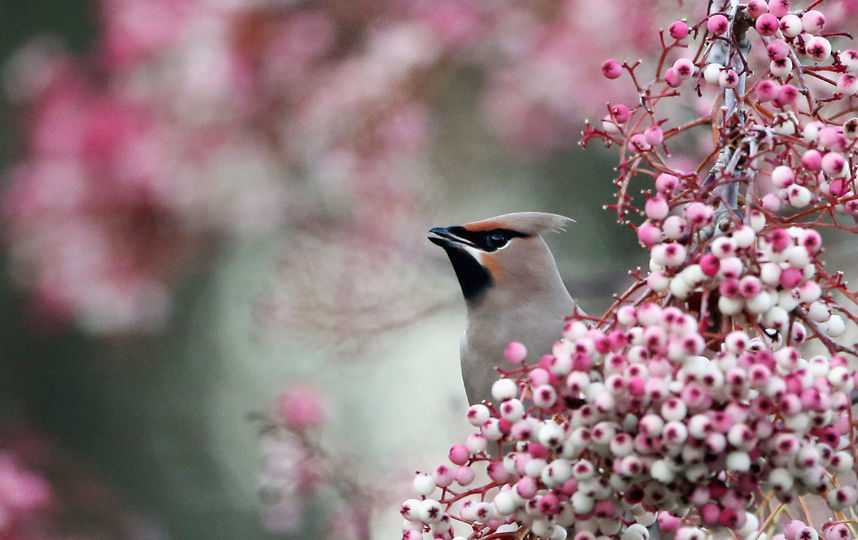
xmin=448 ymin=227 xmax=529 ymax=252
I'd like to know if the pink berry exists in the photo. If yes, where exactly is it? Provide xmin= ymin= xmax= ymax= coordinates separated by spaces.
xmin=707 ymin=14 xmax=729 ymax=35
xmin=645 ymin=196 xmax=669 ymax=221
xmin=719 ymin=69 xmax=739 ymax=88
xmin=801 ymin=149 xmax=822 ymax=170
xmin=656 ymin=173 xmax=679 ymax=193
xmin=719 ymin=278 xmax=741 ymax=298
xmin=701 ymin=503 xmax=721 ymax=525
xmin=826 ymin=525 xmax=851 ymax=540
xmin=644 ymin=126 xmax=664 ymax=145
xmin=685 ymin=201 xmax=714 ymax=225
xmin=771 ymin=165 xmax=795 ymax=188
xmin=595 ymin=498 xmax=616 ymax=519
xmin=837 ymin=73 xmax=858 ymax=95
xmin=755 ymin=13 xmax=779 ymax=36
xmin=769 ymin=229 xmax=791 ymax=252
xmin=756 ymin=79 xmax=779 ymax=101
xmin=805 ymin=36 xmax=831 ymax=62
xmin=747 ymin=0 xmax=768 ymax=18
xmin=830 ymin=178 xmax=848 ymax=197
xmin=610 ymin=103 xmax=631 ymax=123
xmin=659 ymin=512 xmax=682 ymax=532
xmin=822 ymin=152 xmax=847 ymax=177
xmin=818 ymin=126 xmax=845 ymax=150
xmin=602 ymin=59 xmax=623 ymax=79
xmin=767 ymin=39 xmax=790 ymax=61
xmin=774 ymin=84 xmax=799 ymax=107
xmin=700 ymin=253 xmax=720 ymax=276
xmin=840 ymin=49 xmax=858 ymax=72
xmin=780 ymin=14 xmax=802 ymax=36
xmin=527 ymin=368 xmax=550 ymax=387
xmin=719 ymin=507 xmax=741 ymax=528
xmin=762 ymin=193 xmax=781 ymax=212
xmin=669 ymin=20 xmax=689 ymax=40
xmin=465 ymin=433 xmax=487 ymax=454
xmin=528 ymin=442 xmax=549 ymax=458
xmin=768 ymin=0 xmax=790 ymax=17
xmin=739 ymin=275 xmax=762 ymax=297
xmin=449 ymin=444 xmax=469 ymax=465
xmin=780 ymin=267 xmax=803 ymax=288
xmin=673 ymin=58 xmax=695 ymax=79
xmin=784 ymin=520 xmax=806 ymax=540
xmin=504 ymin=341 xmax=527 ymax=364
xmin=801 ymin=229 xmax=822 ymax=253
xmin=539 ymin=493 xmax=561 ymax=516
xmin=454 ymin=465 xmax=475 ymax=485
xmin=515 ymin=476 xmax=537 ymax=499
xmin=802 ymin=9 xmax=826 ymax=34
xmin=433 ymin=465 xmax=454 ymax=487
xmin=664 ymin=67 xmax=682 ymax=88
xmin=628 ymin=134 xmax=651 ymax=153
xmin=486 ymin=462 xmax=510 ymax=483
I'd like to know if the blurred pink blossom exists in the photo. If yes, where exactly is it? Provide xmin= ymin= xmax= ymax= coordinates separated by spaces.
xmin=6 ymin=0 xmax=856 ymax=336
xmin=0 ymin=453 xmax=51 ymax=536
xmin=0 ymin=455 xmax=50 ymax=512
xmin=275 ymin=385 xmax=327 ymax=431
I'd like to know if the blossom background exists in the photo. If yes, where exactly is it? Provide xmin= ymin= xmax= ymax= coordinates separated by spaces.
xmin=6 ymin=0 xmax=854 ymax=539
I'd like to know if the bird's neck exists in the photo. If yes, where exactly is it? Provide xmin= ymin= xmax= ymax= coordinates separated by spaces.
xmin=465 ymin=269 xmax=574 ymax=320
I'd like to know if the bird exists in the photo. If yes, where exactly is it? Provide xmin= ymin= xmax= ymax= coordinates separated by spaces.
xmin=428 ymin=212 xmax=577 ymax=405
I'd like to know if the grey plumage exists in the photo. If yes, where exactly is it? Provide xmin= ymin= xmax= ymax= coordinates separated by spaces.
xmin=428 ymin=212 xmax=577 ymax=405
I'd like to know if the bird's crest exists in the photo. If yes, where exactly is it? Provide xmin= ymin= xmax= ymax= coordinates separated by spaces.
xmin=464 ymin=212 xmax=574 ymax=236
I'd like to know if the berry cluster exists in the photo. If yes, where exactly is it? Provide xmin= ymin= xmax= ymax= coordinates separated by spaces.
xmin=401 ymin=314 xmax=854 ymax=539
xmin=403 ymin=0 xmax=858 ymax=538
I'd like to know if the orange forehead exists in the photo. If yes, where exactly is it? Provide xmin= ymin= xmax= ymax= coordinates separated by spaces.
xmin=464 ymin=220 xmax=504 ymax=231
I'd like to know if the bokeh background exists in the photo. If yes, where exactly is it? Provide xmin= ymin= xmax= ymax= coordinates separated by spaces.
xmin=0 ymin=1 xmax=741 ymax=538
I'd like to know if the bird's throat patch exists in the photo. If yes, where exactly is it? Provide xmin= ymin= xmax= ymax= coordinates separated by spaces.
xmin=480 ymin=253 xmax=502 ymax=282
xmin=443 ymin=246 xmax=492 ymax=302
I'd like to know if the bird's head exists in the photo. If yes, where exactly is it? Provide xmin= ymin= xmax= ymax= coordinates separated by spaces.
xmin=428 ymin=212 xmax=573 ymax=303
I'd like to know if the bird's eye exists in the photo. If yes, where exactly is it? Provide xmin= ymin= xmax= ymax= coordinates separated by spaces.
xmin=486 ymin=231 xmax=509 ymax=250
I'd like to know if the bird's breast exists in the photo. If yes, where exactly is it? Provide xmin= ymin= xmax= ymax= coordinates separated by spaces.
xmin=459 ymin=303 xmax=571 ymax=405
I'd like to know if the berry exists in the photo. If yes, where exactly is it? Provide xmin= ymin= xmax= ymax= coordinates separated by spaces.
xmin=756 ymin=79 xmax=779 ymax=101
xmin=805 ymin=36 xmax=831 ymax=62
xmin=602 ymin=59 xmax=623 ymax=79
xmin=837 ymin=73 xmax=858 ymax=95
xmin=755 ymin=13 xmax=779 ymax=36
xmin=669 ymin=21 xmax=689 ymax=40
xmin=802 ymin=10 xmax=826 ymax=34
xmin=768 ymin=0 xmax=790 ymax=17
xmin=780 ymin=14 xmax=802 ymax=37
xmin=707 ymin=15 xmax=729 ymax=35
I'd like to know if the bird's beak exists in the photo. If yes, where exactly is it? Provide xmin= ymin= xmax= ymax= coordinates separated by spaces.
xmin=428 ymin=226 xmax=477 ymax=249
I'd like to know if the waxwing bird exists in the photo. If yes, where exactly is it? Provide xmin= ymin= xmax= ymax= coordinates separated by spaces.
xmin=428 ymin=212 xmax=577 ymax=405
